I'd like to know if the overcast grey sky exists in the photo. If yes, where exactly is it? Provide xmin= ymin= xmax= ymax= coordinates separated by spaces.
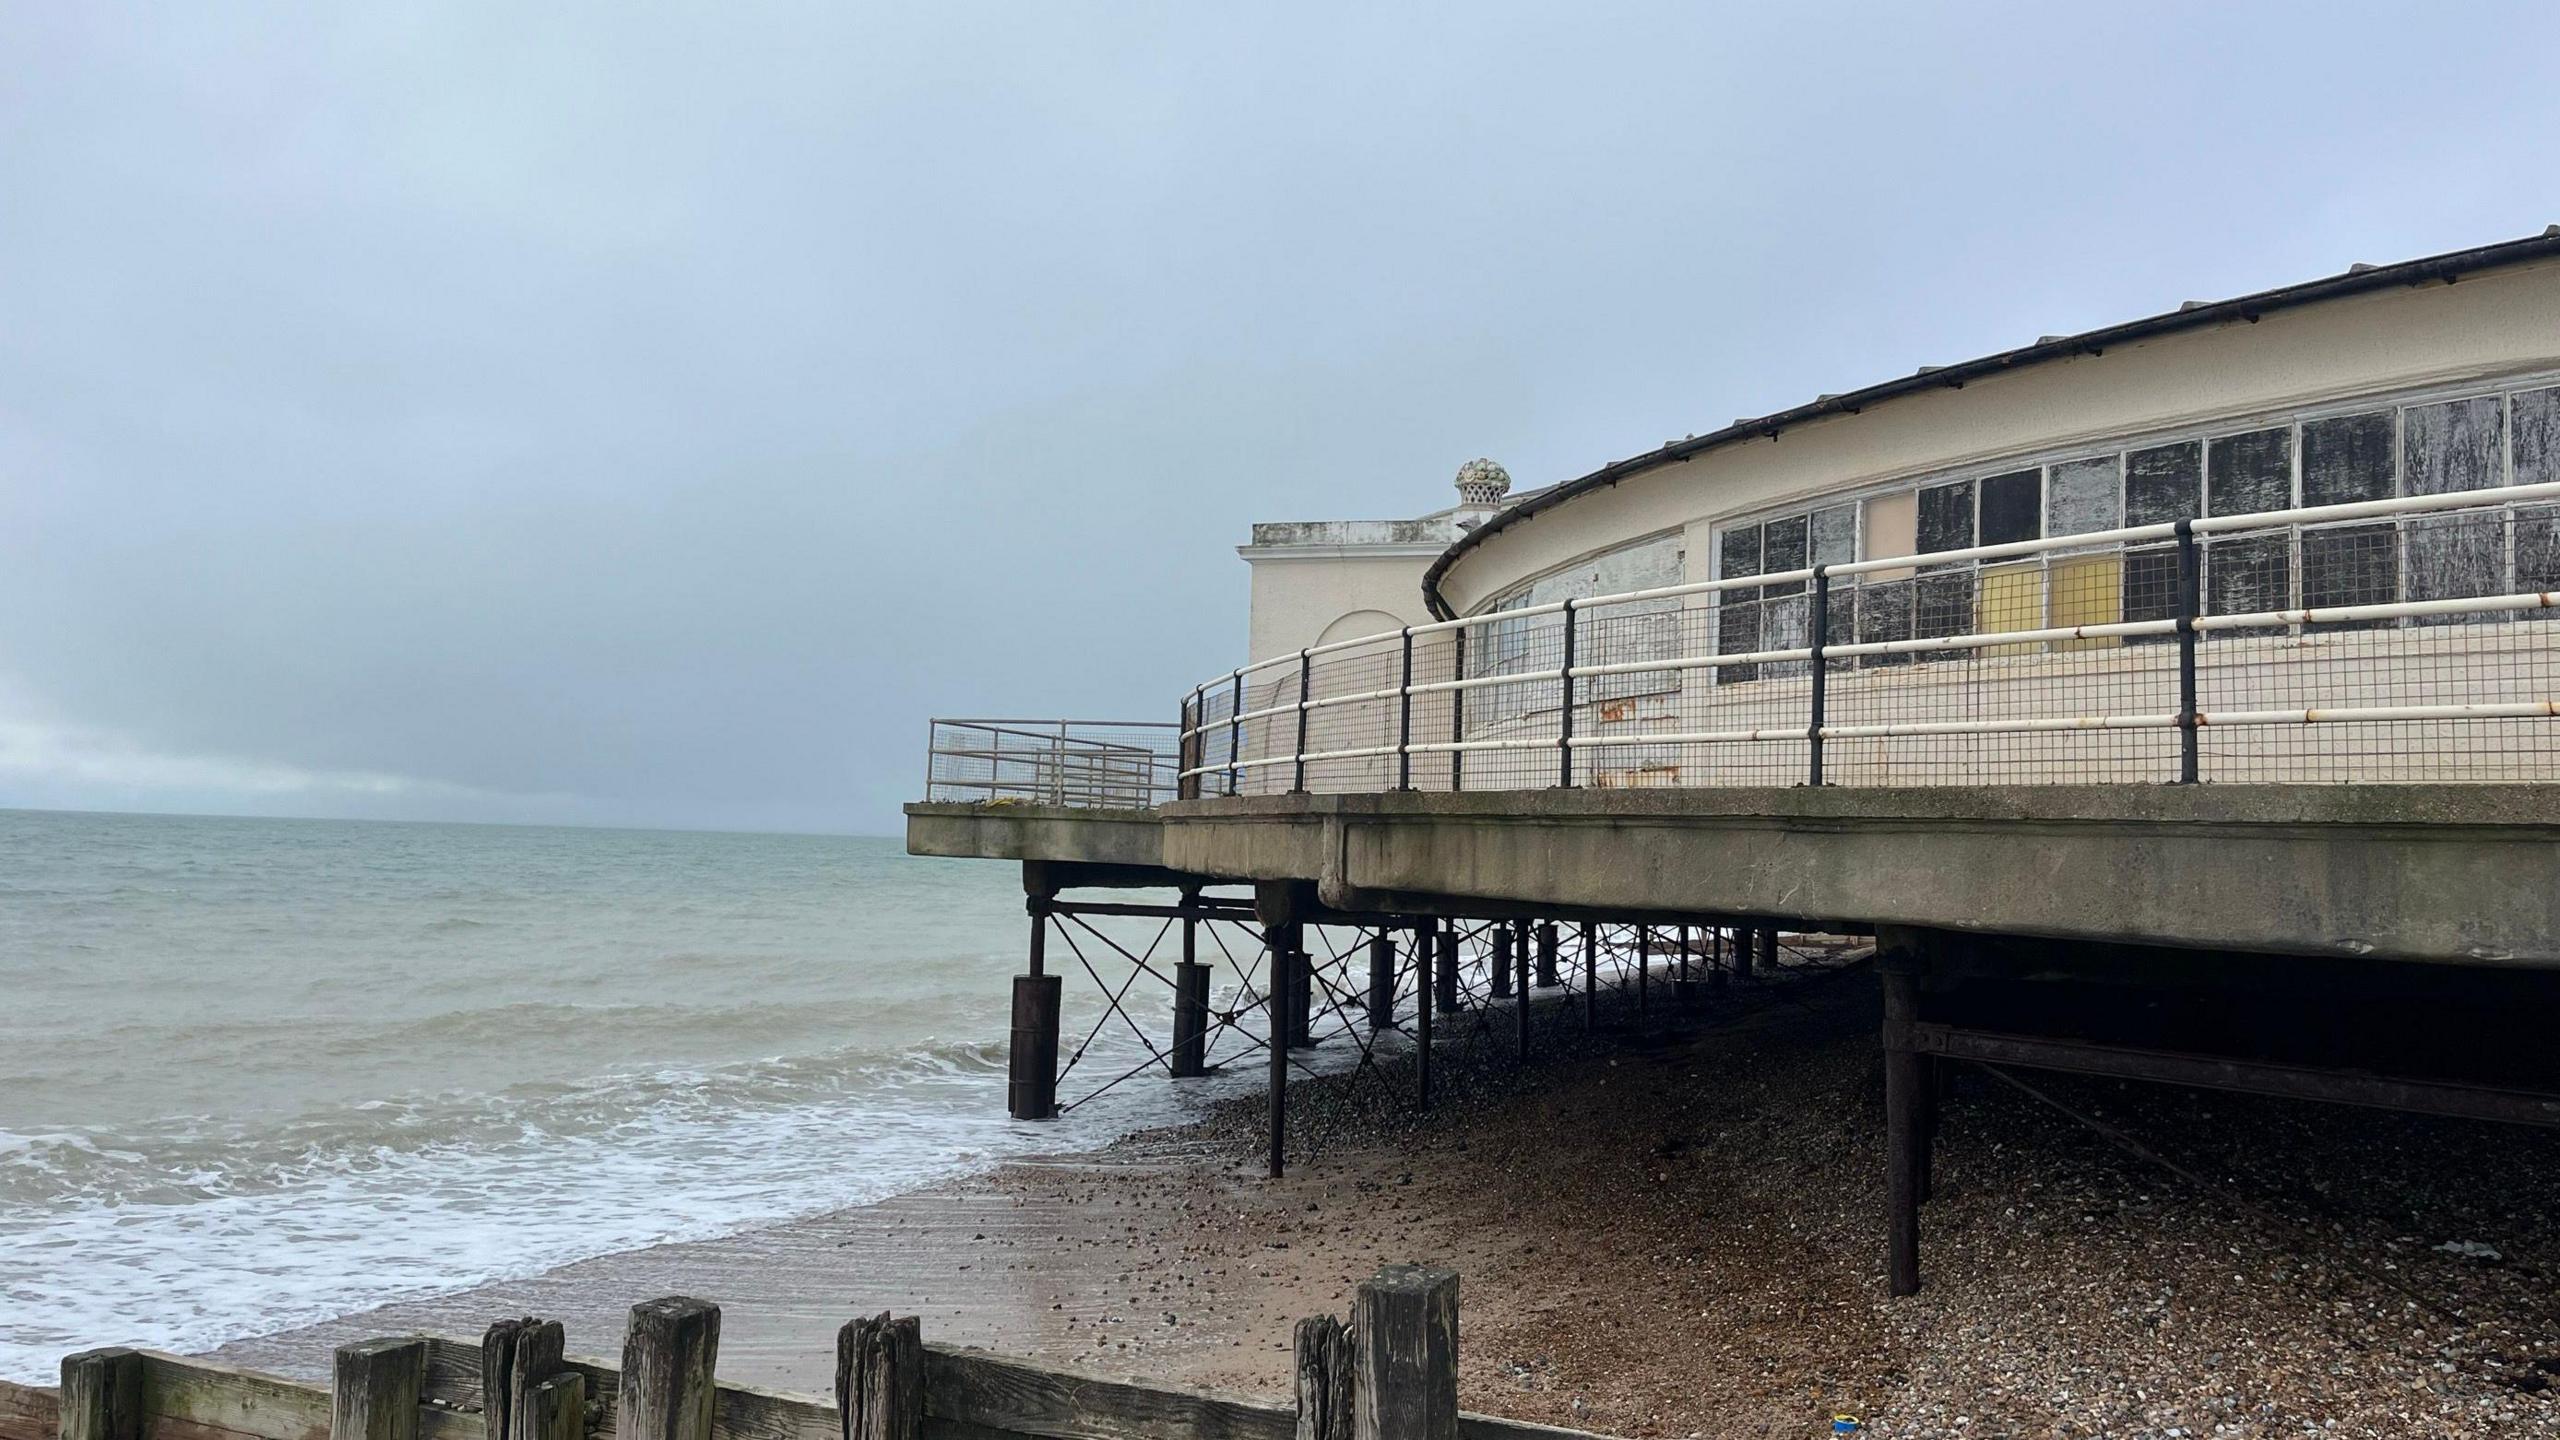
xmin=5 ymin=3 xmax=2558 ymax=834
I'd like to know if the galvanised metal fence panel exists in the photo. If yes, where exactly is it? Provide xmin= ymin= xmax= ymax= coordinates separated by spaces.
xmin=925 ymin=718 xmax=1180 ymax=808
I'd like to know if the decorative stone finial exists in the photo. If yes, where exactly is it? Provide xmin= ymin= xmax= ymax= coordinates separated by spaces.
xmin=1454 ymin=457 xmax=1511 ymax=507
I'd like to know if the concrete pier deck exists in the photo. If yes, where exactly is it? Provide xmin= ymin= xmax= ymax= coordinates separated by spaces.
xmin=908 ymin=785 xmax=2560 ymax=965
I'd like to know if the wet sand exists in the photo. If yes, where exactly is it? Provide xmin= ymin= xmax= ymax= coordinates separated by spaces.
xmin=216 ymin=962 xmax=2560 ymax=1438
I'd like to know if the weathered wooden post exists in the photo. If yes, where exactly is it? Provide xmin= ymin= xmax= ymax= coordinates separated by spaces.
xmin=1351 ymin=1266 xmax=1458 ymax=1440
xmin=59 ymin=1348 xmax=143 ymax=1440
xmin=1488 ymin=924 xmax=1513 ymax=1000
xmin=331 ymin=1339 xmax=426 ymax=1440
xmin=1172 ymin=902 xmax=1210 ymax=1078
xmin=520 ymin=1376 xmax=584 ymax=1440
xmin=836 ymin=1313 xmax=924 ymax=1440
xmin=1292 ymin=1316 xmax=1354 ymax=1440
xmin=1366 ymin=930 xmax=1396 ymax=1033
xmin=481 ymin=1318 xmax=565 ymax=1440
xmin=622 ymin=1298 xmax=722 ymax=1440
xmin=1010 ymin=898 xmax=1062 ymax=1120
xmin=1534 ymin=921 xmax=1557 ymax=989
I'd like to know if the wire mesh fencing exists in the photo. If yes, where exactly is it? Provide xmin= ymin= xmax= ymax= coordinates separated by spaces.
xmin=1178 ymin=480 xmax=2560 ymax=797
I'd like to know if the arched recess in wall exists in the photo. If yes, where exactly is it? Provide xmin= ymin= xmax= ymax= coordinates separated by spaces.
xmin=1308 ymin=609 xmax=1406 ymax=789
xmin=1315 ymin=609 xmax=1405 ymax=648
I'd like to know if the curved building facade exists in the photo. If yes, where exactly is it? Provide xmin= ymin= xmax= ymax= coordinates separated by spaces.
xmin=1191 ymin=234 xmax=2560 ymax=795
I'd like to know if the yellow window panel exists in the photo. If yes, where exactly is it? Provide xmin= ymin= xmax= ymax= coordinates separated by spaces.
xmin=2049 ymin=554 xmax=2123 ymax=650
xmin=1976 ymin=562 xmax=2044 ymax=656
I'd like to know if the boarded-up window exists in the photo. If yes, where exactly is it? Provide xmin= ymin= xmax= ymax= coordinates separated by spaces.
xmin=2515 ymin=387 xmax=2560 ymax=615
xmin=2299 ymin=411 xmax=2397 ymax=620
xmin=2046 ymin=457 xmax=2120 ymax=539
xmin=2403 ymin=397 xmax=2503 ymax=495
xmin=2049 ymin=554 xmax=2123 ymax=650
xmin=1573 ymin=537 xmax=1686 ymax=703
xmin=1823 ymin=583 xmax=1857 ymax=671
xmin=2122 ymin=545 xmax=2181 ymax=634
xmin=1758 ymin=518 xmax=1809 ymax=678
xmin=2122 ymin=442 xmax=2198 ymax=641
xmin=2300 ymin=523 xmax=2398 ymax=617
xmin=2204 ymin=428 xmax=2292 ymax=625
xmin=1811 ymin=504 xmax=1857 ymax=567
xmin=1976 ymin=562 xmax=2044 ymax=655
xmin=1855 ymin=578 xmax=1912 ymax=667
xmin=1914 ymin=570 xmax=1975 ymax=662
xmin=2125 ymin=442 xmax=2202 ymax=526
xmin=2403 ymin=396 xmax=2506 ymax=620
xmin=2208 ymin=428 xmax=2292 ymax=517
xmin=1761 ymin=516 xmax=1809 ymax=589
xmin=1979 ymin=469 xmax=2040 ymax=546
xmin=2206 ymin=533 xmax=2290 ymax=632
xmin=1917 ymin=480 xmax=1976 ymax=555
xmin=1863 ymin=492 xmax=1917 ymax=572
xmin=2301 ymin=412 xmax=2395 ymax=506
xmin=1717 ymin=525 xmax=1762 ymax=683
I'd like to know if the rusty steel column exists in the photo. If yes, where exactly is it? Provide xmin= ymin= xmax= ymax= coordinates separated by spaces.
xmin=1434 ymin=922 xmax=1460 ymax=1014
xmin=1367 ymin=930 xmax=1396 ymax=1033
xmin=1880 ymin=929 xmax=1928 ymax=1297
xmin=1171 ymin=899 xmax=1210 ymax=1079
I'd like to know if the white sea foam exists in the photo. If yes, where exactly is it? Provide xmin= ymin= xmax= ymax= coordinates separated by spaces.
xmin=0 ymin=812 xmax=1269 ymax=1381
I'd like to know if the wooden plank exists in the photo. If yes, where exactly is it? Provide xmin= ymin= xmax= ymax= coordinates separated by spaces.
xmin=413 ymin=1327 xmax=1620 ymax=1440
xmin=520 ymin=1377 xmax=583 ymax=1440
xmin=0 ymin=1378 xmax=60 ymax=1440
xmin=140 ymin=1353 xmax=329 ymax=1440
xmin=920 ymin=1349 xmax=1290 ymax=1440
xmin=333 ymin=1341 xmax=426 ymax=1440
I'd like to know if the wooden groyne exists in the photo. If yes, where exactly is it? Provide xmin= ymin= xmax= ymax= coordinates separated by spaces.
xmin=2 ymin=1266 xmax=1609 ymax=1440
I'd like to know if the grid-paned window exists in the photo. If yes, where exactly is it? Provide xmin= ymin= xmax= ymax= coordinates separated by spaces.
xmin=1693 ymin=373 xmax=2560 ymax=682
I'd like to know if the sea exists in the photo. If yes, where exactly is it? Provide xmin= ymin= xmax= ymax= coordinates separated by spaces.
xmin=0 ymin=808 xmax=1253 ymax=1381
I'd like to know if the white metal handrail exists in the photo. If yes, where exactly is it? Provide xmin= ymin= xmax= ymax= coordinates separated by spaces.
xmin=1176 ymin=480 xmax=2560 ymax=795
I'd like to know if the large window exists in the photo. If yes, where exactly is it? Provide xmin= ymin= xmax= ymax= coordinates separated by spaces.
xmin=1470 ymin=533 xmax=1683 ymax=723
xmin=1705 ymin=375 xmax=2560 ymax=680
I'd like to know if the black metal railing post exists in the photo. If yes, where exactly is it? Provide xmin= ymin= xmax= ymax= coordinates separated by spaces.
xmin=1291 ymin=648 xmax=1312 ymax=793
xmin=1807 ymin=568 xmax=1829 ymax=786
xmin=1225 ymin=672 xmax=1244 ymax=796
xmin=1396 ymin=629 xmax=1415 ymax=791
xmin=1182 ymin=685 xmax=1203 ymax=800
xmin=2175 ymin=520 xmax=2201 ymax=784
xmin=1450 ymin=629 xmax=1467 ymax=792
xmin=1556 ymin=599 xmax=1578 ymax=787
